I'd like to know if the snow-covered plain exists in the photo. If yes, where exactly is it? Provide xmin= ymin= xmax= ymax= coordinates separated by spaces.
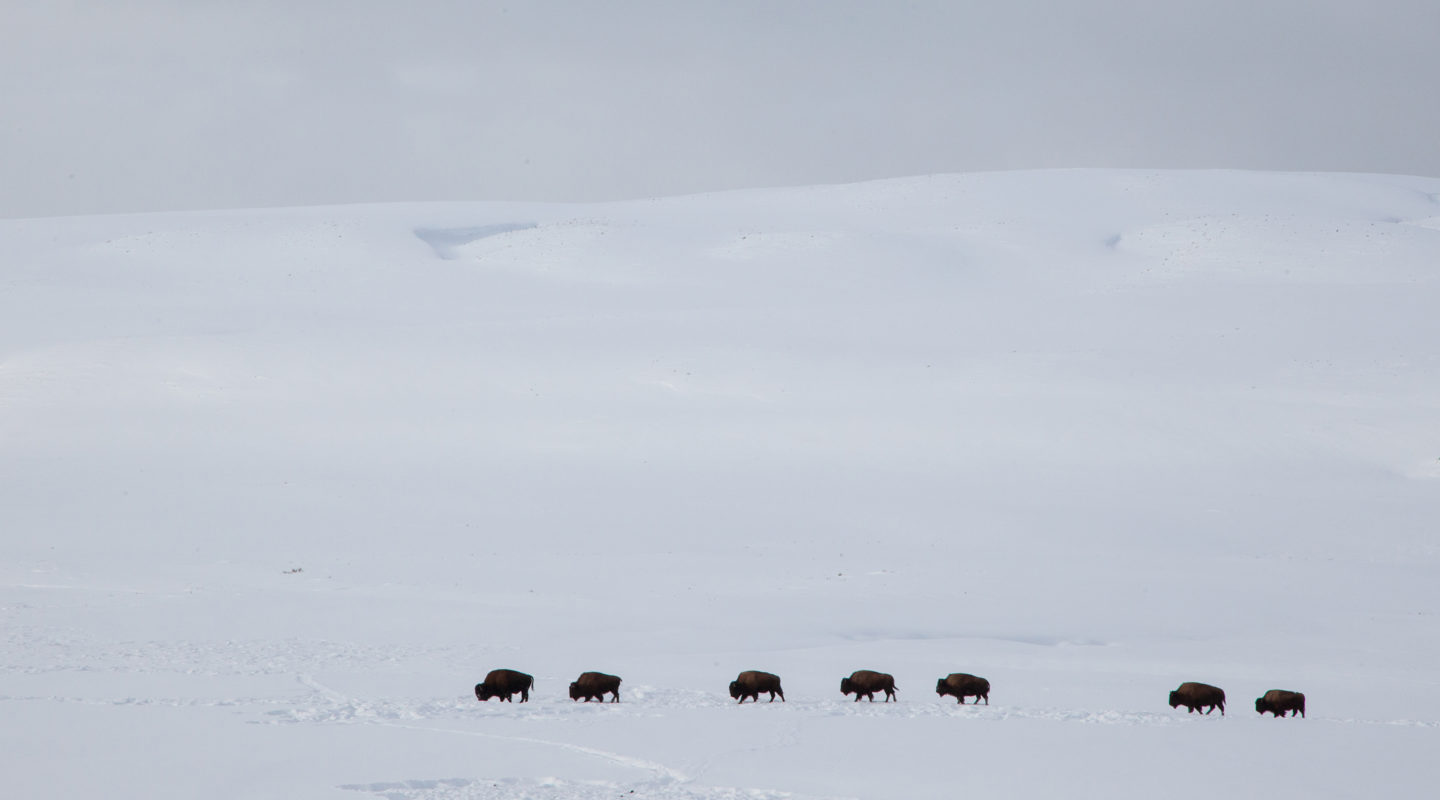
xmin=3 ymin=169 xmax=1438 ymax=798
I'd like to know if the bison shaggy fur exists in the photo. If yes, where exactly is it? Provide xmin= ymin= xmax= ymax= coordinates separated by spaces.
xmin=1169 ymin=681 xmax=1225 ymax=715
xmin=841 ymin=670 xmax=897 ymax=702
xmin=936 ymin=673 xmax=990 ymax=704
xmin=1255 ymin=689 xmax=1305 ymax=718
xmin=475 ymin=668 xmax=534 ymax=703
xmin=729 ymin=670 xmax=785 ymax=703
xmin=569 ymin=671 xmax=622 ymax=703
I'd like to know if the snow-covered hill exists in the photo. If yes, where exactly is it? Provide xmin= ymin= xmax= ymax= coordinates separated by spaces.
xmin=3 ymin=170 xmax=1438 ymax=799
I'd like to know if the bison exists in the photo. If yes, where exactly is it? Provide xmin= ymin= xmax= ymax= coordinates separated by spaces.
xmin=841 ymin=670 xmax=897 ymax=702
xmin=936 ymin=673 xmax=990 ymax=704
xmin=570 ymin=671 xmax=622 ymax=703
xmin=475 ymin=668 xmax=534 ymax=702
xmin=730 ymin=670 xmax=785 ymax=703
xmin=1169 ymin=681 xmax=1225 ymax=715
xmin=1255 ymin=689 xmax=1305 ymax=718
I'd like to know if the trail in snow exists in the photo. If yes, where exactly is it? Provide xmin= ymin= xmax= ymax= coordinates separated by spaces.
xmin=338 ymin=777 xmax=850 ymax=800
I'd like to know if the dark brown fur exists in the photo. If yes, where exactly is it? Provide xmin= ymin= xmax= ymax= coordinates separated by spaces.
xmin=1169 ymin=681 xmax=1225 ymax=715
xmin=936 ymin=673 xmax=990 ymax=704
xmin=475 ymin=668 xmax=534 ymax=702
xmin=1255 ymin=689 xmax=1305 ymax=718
xmin=729 ymin=670 xmax=785 ymax=703
xmin=841 ymin=670 xmax=897 ymax=702
xmin=569 ymin=671 xmax=622 ymax=702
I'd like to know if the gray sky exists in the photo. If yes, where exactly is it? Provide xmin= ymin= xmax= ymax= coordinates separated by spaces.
xmin=4 ymin=0 xmax=1438 ymax=218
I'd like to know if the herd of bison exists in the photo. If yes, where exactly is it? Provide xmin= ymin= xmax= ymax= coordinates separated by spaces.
xmin=473 ymin=669 xmax=1307 ymax=718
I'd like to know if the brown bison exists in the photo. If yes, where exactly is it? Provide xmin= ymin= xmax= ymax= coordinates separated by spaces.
xmin=841 ymin=670 xmax=897 ymax=702
xmin=1169 ymin=681 xmax=1225 ymax=715
xmin=475 ymin=668 xmax=534 ymax=702
xmin=730 ymin=670 xmax=785 ymax=703
xmin=569 ymin=671 xmax=622 ymax=702
xmin=1255 ymin=689 xmax=1305 ymax=718
xmin=936 ymin=673 xmax=990 ymax=704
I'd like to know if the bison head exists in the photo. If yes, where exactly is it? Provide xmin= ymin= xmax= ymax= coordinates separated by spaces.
xmin=1255 ymin=697 xmax=1285 ymax=716
xmin=935 ymin=678 xmax=949 ymax=696
xmin=569 ymin=682 xmax=582 ymax=700
xmin=1168 ymin=690 xmax=1182 ymax=709
xmin=728 ymin=680 xmax=742 ymax=699
xmin=475 ymin=683 xmax=491 ymax=702
xmin=840 ymin=677 xmax=855 ymax=696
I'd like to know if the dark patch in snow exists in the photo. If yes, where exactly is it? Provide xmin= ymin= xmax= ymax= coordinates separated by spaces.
xmin=415 ymin=223 xmax=538 ymax=260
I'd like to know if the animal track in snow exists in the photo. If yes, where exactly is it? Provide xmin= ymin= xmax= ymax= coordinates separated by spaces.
xmin=338 ymin=776 xmax=850 ymax=800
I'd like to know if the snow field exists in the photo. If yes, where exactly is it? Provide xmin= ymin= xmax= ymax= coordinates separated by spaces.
xmin=2 ymin=169 xmax=1438 ymax=798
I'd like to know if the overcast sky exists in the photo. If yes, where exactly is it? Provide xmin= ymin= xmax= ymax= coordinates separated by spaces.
xmin=4 ymin=0 xmax=1438 ymax=218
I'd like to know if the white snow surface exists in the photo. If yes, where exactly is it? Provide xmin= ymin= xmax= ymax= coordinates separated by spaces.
xmin=2 ymin=169 xmax=1438 ymax=798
